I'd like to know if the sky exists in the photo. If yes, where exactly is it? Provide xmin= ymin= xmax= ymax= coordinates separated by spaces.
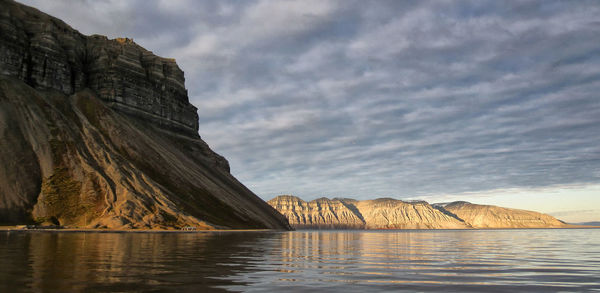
xmin=19 ymin=0 xmax=600 ymax=222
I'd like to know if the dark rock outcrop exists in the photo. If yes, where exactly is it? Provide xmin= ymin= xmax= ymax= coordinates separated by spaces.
xmin=0 ymin=0 xmax=291 ymax=230
xmin=0 ymin=0 xmax=198 ymax=136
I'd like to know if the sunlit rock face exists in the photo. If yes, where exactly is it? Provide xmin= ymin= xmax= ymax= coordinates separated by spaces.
xmin=441 ymin=201 xmax=566 ymax=228
xmin=268 ymin=196 xmax=366 ymax=229
xmin=269 ymin=196 xmax=568 ymax=229
xmin=0 ymin=0 xmax=291 ymax=230
xmin=268 ymin=196 xmax=470 ymax=229
xmin=355 ymin=198 xmax=470 ymax=229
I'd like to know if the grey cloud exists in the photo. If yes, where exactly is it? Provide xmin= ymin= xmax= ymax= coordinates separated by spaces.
xmin=18 ymin=0 xmax=600 ymax=201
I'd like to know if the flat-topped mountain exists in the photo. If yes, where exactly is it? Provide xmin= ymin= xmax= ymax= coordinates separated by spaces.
xmin=269 ymin=196 xmax=470 ymax=229
xmin=269 ymin=195 xmax=568 ymax=229
xmin=0 ymin=0 xmax=290 ymax=230
xmin=354 ymin=198 xmax=470 ymax=229
xmin=268 ymin=196 xmax=366 ymax=229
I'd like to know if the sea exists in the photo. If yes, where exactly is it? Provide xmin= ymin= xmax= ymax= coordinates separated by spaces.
xmin=1 ymin=229 xmax=599 ymax=292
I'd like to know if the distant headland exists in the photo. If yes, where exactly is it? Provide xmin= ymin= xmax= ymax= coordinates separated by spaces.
xmin=268 ymin=195 xmax=581 ymax=229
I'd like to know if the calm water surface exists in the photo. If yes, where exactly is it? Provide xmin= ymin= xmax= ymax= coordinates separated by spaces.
xmin=1 ymin=229 xmax=599 ymax=292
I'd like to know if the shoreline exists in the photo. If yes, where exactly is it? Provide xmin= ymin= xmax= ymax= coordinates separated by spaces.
xmin=0 ymin=226 xmax=284 ymax=233
xmin=1 ymin=226 xmax=598 ymax=233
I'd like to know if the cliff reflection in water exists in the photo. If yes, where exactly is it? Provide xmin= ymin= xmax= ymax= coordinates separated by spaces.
xmin=1 ymin=230 xmax=599 ymax=292
xmin=277 ymin=231 xmax=468 ymax=282
xmin=0 ymin=232 xmax=270 ymax=292
xmin=253 ymin=230 xmax=600 ymax=292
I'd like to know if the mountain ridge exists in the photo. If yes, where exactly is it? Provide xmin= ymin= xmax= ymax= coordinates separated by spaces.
xmin=0 ymin=0 xmax=291 ymax=230
xmin=268 ymin=195 xmax=569 ymax=229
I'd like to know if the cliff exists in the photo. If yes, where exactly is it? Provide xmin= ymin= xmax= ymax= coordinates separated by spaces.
xmin=354 ymin=198 xmax=470 ymax=229
xmin=268 ymin=196 xmax=470 ymax=229
xmin=268 ymin=196 xmax=568 ymax=229
xmin=268 ymin=196 xmax=365 ymax=229
xmin=0 ymin=0 xmax=198 ymax=136
xmin=440 ymin=201 xmax=566 ymax=228
xmin=0 ymin=0 xmax=291 ymax=230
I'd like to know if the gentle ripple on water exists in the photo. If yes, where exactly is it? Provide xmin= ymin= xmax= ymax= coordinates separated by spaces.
xmin=1 ymin=229 xmax=599 ymax=292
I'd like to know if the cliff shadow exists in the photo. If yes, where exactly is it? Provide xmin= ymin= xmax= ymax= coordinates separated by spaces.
xmin=337 ymin=199 xmax=366 ymax=224
xmin=433 ymin=206 xmax=467 ymax=223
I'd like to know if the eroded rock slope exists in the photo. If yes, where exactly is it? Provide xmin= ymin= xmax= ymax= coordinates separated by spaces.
xmin=269 ymin=196 xmax=567 ymax=229
xmin=268 ymin=196 xmax=366 ymax=229
xmin=268 ymin=196 xmax=470 ymax=229
xmin=440 ymin=201 xmax=566 ymax=228
xmin=0 ymin=0 xmax=290 ymax=230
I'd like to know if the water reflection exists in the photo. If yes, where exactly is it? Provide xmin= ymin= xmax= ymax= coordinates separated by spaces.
xmin=1 ymin=230 xmax=599 ymax=292
xmin=246 ymin=230 xmax=600 ymax=292
xmin=1 ymin=231 xmax=272 ymax=292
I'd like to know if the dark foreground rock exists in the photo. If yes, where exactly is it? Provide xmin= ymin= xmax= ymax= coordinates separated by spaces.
xmin=0 ymin=0 xmax=290 ymax=230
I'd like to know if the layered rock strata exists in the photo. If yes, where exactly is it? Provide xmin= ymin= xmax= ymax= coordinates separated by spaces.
xmin=355 ymin=198 xmax=470 ymax=229
xmin=269 ymin=196 xmax=568 ymax=229
xmin=0 ymin=0 xmax=291 ymax=230
xmin=268 ymin=196 xmax=470 ymax=229
xmin=268 ymin=196 xmax=366 ymax=229
xmin=440 ymin=201 xmax=566 ymax=228
xmin=0 ymin=0 xmax=198 ymax=136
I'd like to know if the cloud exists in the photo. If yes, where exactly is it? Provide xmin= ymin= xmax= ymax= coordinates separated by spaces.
xmin=549 ymin=210 xmax=600 ymax=223
xmin=18 ymin=0 xmax=600 ymax=205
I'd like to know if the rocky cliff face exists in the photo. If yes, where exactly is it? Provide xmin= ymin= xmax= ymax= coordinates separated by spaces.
xmin=268 ymin=196 xmax=365 ymax=229
xmin=440 ymin=201 xmax=566 ymax=228
xmin=269 ymin=196 xmax=567 ymax=229
xmin=268 ymin=196 xmax=470 ymax=229
xmin=0 ymin=0 xmax=291 ymax=230
xmin=354 ymin=199 xmax=470 ymax=229
xmin=0 ymin=0 xmax=198 ymax=136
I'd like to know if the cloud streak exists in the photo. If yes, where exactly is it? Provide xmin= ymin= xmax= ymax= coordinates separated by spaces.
xmin=20 ymin=0 xmax=600 ymax=202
